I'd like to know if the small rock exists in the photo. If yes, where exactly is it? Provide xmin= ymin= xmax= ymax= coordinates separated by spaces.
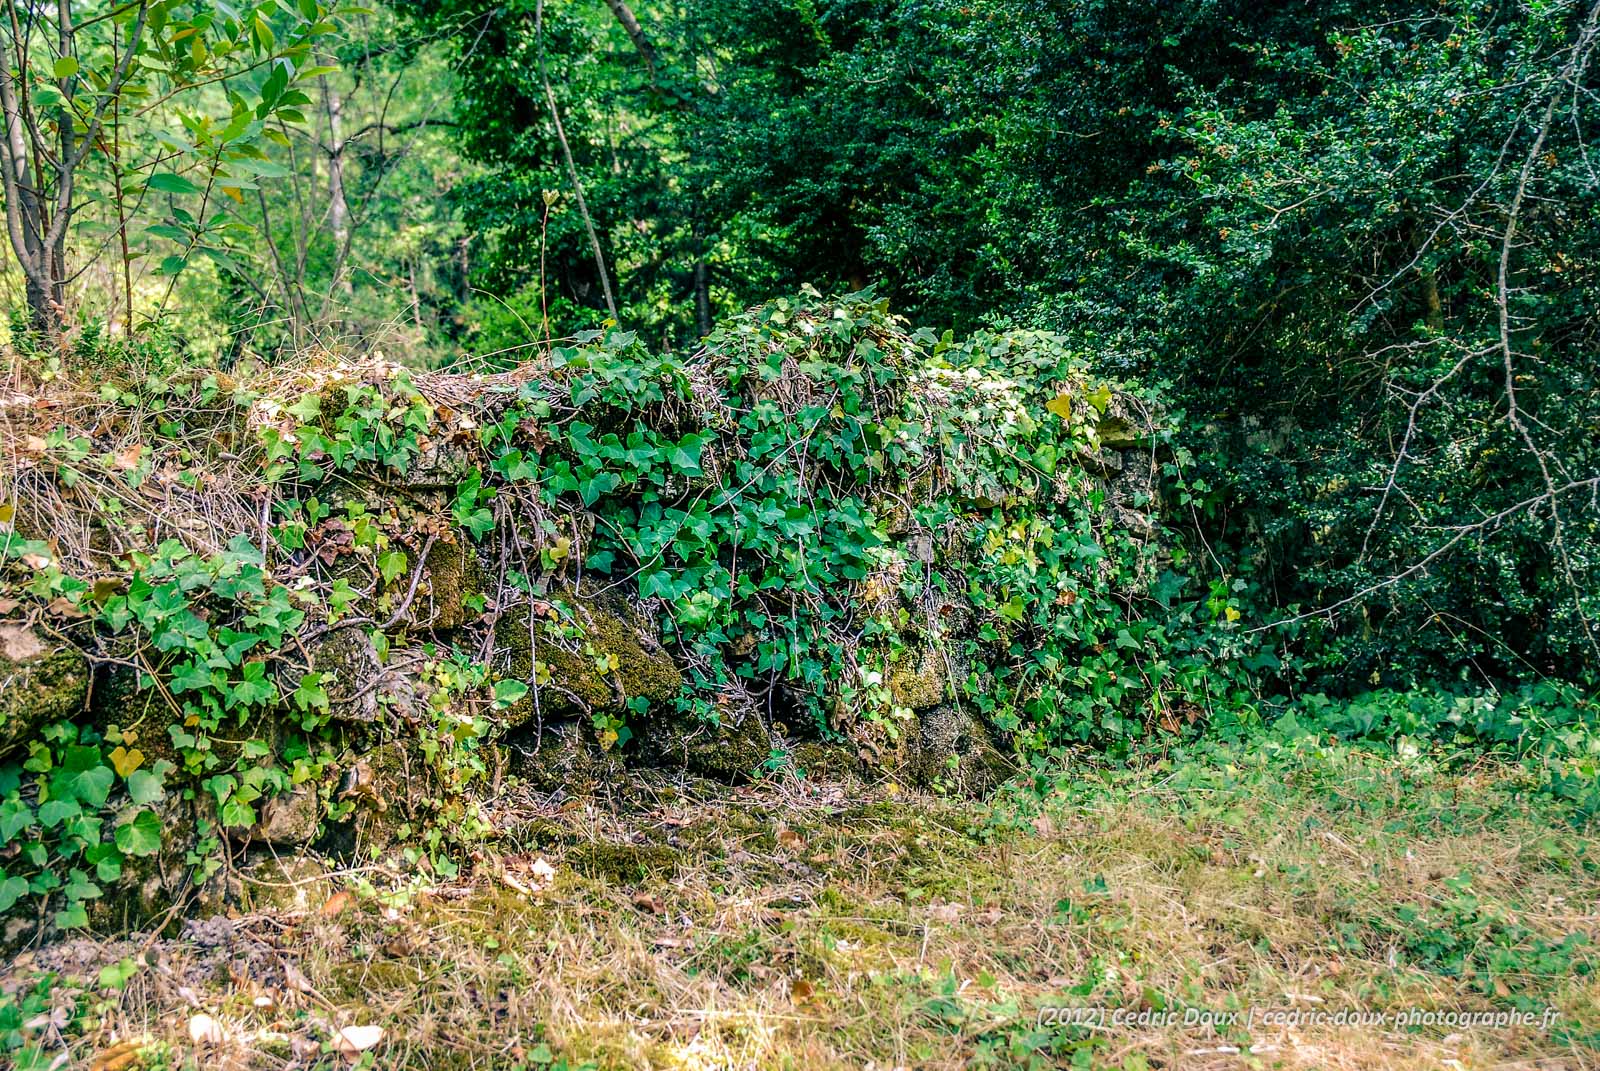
xmin=251 ymin=787 xmax=321 ymax=845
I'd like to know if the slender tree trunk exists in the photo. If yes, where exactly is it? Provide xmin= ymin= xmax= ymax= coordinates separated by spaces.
xmin=537 ymin=0 xmax=619 ymax=324
xmin=0 ymin=0 xmax=147 ymax=344
xmin=0 ymin=64 xmax=57 ymax=338
xmin=409 ymin=258 xmax=424 ymax=336
xmin=693 ymin=261 xmax=711 ymax=337
xmin=1420 ymin=268 xmax=1444 ymax=332
xmin=604 ymin=0 xmax=657 ymax=84
xmin=322 ymin=74 xmax=353 ymax=299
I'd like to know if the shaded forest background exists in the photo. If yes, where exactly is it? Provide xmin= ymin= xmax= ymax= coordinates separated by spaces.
xmin=4 ymin=0 xmax=1599 ymax=697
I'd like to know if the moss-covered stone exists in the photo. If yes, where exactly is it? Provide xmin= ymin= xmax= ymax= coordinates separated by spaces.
xmin=564 ymin=840 xmax=682 ymax=883
xmin=897 ymin=704 xmax=1015 ymax=794
xmin=1096 ymin=415 xmax=1140 ymax=447
xmin=233 ymin=854 xmax=334 ymax=913
xmin=887 ymin=645 xmax=948 ymax=711
xmin=301 ymin=628 xmax=381 ymax=723
xmin=787 ymin=741 xmax=862 ymax=782
xmin=82 ymin=793 xmax=194 ymax=937
xmin=0 ymin=625 xmax=89 ymax=757
xmin=343 ymin=740 xmax=419 ymax=858
xmin=414 ymin=536 xmax=485 ymax=632
xmin=493 ymin=587 xmax=681 ymax=727
xmin=639 ymin=703 xmax=773 ymax=783
xmin=507 ymin=720 xmax=622 ymax=794
xmin=249 ymin=785 xmax=321 ymax=845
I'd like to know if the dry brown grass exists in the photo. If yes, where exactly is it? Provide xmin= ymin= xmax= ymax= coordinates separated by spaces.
xmin=4 ymin=743 xmax=1598 ymax=1070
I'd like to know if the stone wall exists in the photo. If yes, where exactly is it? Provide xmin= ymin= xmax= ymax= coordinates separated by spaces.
xmin=0 ymin=294 xmax=1169 ymax=935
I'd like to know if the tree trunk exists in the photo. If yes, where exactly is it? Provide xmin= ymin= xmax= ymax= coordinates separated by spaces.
xmin=604 ymin=0 xmax=657 ymax=83
xmin=693 ymin=259 xmax=711 ymax=338
xmin=1420 ymin=268 xmax=1444 ymax=332
xmin=323 ymin=75 xmax=352 ymax=298
xmin=0 ymin=68 xmax=60 ymax=340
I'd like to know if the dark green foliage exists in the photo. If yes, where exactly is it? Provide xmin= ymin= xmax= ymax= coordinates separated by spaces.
xmin=6 ymin=0 xmax=1597 ymax=828
xmin=404 ymin=0 xmax=1600 ymax=693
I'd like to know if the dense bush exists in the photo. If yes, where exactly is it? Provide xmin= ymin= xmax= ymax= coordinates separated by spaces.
xmin=396 ymin=0 xmax=1600 ymax=695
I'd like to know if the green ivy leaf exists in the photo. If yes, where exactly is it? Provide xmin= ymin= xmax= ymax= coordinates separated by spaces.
xmin=378 ymin=549 xmax=407 ymax=584
xmin=293 ymin=671 xmax=330 ymax=713
xmin=37 ymin=798 xmax=81 ymax=828
xmin=229 ymin=662 xmax=278 ymax=707
xmin=170 ymin=659 xmax=218 ymax=694
xmin=86 ymin=841 xmax=125 ymax=882
xmin=669 ymin=432 xmax=706 ymax=476
xmin=286 ymin=393 xmax=322 ymax=423
xmin=0 ymin=873 xmax=28 ymax=912
xmin=0 ymin=798 xmax=35 ymax=840
xmin=54 ymin=901 xmax=89 ymax=929
xmin=220 ymin=798 xmax=257 ymax=828
xmin=64 ymin=868 xmax=102 ymax=901
xmin=115 ymin=810 xmax=164 ymax=857
xmin=492 ymin=679 xmax=529 ymax=710
xmin=53 ymin=748 xmax=114 ymax=807
xmin=126 ymin=761 xmax=172 ymax=806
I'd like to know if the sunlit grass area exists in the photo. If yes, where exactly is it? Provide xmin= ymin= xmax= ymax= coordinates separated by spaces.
xmin=4 ymin=738 xmax=1595 ymax=1070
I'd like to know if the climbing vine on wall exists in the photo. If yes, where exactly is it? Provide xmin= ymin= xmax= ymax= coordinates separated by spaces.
xmin=0 ymin=289 xmax=1255 ymax=931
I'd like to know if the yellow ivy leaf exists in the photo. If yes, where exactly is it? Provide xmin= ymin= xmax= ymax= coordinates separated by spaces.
xmin=1044 ymin=393 xmax=1073 ymax=421
xmin=109 ymin=746 xmax=146 ymax=778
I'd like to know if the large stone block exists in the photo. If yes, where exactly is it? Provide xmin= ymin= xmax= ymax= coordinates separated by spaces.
xmin=0 ymin=624 xmax=89 ymax=757
xmin=492 ymin=587 xmax=682 ymax=727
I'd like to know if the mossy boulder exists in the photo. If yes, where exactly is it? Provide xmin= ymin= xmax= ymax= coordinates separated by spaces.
xmin=564 ymin=839 xmax=682 ymax=883
xmin=887 ymin=645 xmax=949 ymax=711
xmin=897 ymin=704 xmax=1015 ymax=794
xmin=0 ymin=624 xmax=89 ymax=757
xmin=248 ymin=786 xmax=322 ymax=845
xmin=338 ymin=740 xmax=415 ymax=858
xmin=637 ymin=700 xmax=774 ymax=783
xmin=298 ymin=628 xmax=382 ymax=723
xmin=411 ymin=536 xmax=485 ymax=632
xmin=787 ymin=741 xmax=863 ymax=782
xmin=80 ymin=792 xmax=195 ymax=938
xmin=233 ymin=854 xmax=335 ymax=913
xmin=506 ymin=719 xmax=622 ymax=794
xmin=493 ymin=587 xmax=682 ymax=727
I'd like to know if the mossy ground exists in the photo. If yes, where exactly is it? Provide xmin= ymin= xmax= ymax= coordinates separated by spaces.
xmin=3 ymin=740 xmax=1597 ymax=1070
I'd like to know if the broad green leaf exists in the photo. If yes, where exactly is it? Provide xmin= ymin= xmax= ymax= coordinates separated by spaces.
xmin=286 ymin=393 xmax=322 ymax=422
xmin=378 ymin=549 xmax=407 ymax=584
xmin=115 ymin=810 xmax=163 ymax=857
xmin=37 ymin=797 xmax=80 ymax=828
xmin=147 ymin=172 xmax=202 ymax=195
xmin=293 ymin=671 xmax=329 ymax=713
xmin=55 ymin=902 xmax=89 ymax=929
xmin=0 ymin=874 xmax=28 ymax=912
xmin=492 ymin=679 xmax=529 ymax=709
xmin=54 ymin=749 xmax=114 ymax=807
xmin=0 ymin=799 xmax=35 ymax=840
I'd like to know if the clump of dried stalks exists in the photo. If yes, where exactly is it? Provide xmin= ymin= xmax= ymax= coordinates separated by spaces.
xmin=0 ymin=354 xmax=563 ymax=580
